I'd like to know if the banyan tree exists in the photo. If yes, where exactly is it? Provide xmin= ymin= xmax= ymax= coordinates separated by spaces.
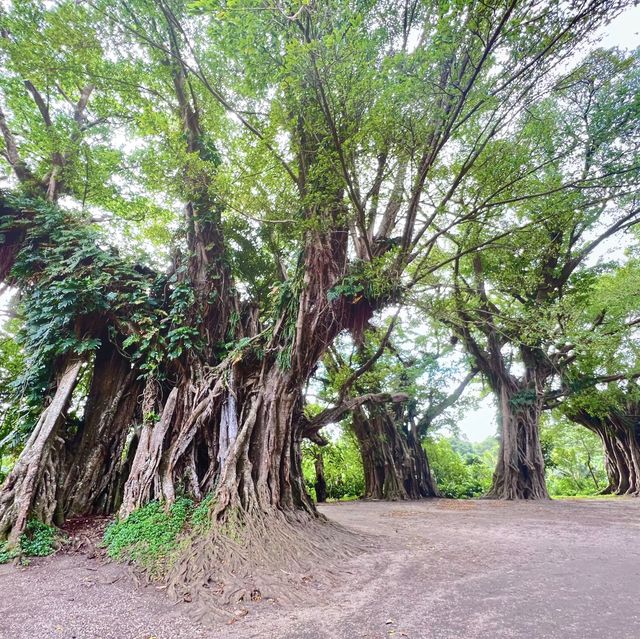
xmin=319 ymin=332 xmax=476 ymax=501
xmin=0 ymin=0 xmax=634 ymax=605
xmin=431 ymin=48 xmax=640 ymax=499
xmin=567 ymin=393 xmax=640 ymax=496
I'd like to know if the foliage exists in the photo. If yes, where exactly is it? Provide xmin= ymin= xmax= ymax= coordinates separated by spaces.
xmin=0 ymin=519 xmax=60 ymax=563
xmin=318 ymin=317 xmax=478 ymax=443
xmin=18 ymin=519 xmax=58 ymax=556
xmin=542 ymin=417 xmax=607 ymax=497
xmin=302 ymin=433 xmax=365 ymax=501
xmin=426 ymin=47 xmax=640 ymax=394
xmin=0 ymin=317 xmax=24 ymax=458
xmin=424 ymin=436 xmax=497 ymax=498
xmin=102 ymin=496 xmax=217 ymax=573
xmin=0 ymin=193 xmax=226 ymax=446
xmin=103 ymin=498 xmax=197 ymax=572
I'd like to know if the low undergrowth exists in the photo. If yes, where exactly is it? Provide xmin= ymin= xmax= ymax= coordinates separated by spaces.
xmin=103 ymin=496 xmax=213 ymax=576
xmin=0 ymin=519 xmax=61 ymax=563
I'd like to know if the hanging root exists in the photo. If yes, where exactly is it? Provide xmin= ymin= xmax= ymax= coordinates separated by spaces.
xmin=162 ymin=507 xmax=369 ymax=623
xmin=0 ymin=358 xmax=84 ymax=543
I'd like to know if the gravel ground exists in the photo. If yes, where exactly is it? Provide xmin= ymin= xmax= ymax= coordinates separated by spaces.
xmin=0 ymin=498 xmax=638 ymax=639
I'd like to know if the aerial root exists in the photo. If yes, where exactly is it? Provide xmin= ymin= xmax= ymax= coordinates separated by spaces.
xmin=162 ymin=507 xmax=370 ymax=623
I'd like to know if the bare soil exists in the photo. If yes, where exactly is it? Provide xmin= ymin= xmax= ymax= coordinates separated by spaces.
xmin=0 ymin=498 xmax=638 ymax=639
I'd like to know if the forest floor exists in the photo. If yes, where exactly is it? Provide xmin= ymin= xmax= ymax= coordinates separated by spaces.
xmin=0 ymin=498 xmax=638 ymax=639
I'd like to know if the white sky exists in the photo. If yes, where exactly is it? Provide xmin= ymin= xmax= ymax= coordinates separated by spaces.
xmin=599 ymin=5 xmax=640 ymax=49
xmin=457 ymin=395 xmax=497 ymax=442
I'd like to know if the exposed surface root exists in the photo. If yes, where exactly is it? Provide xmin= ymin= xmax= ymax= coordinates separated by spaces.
xmin=164 ymin=509 xmax=369 ymax=623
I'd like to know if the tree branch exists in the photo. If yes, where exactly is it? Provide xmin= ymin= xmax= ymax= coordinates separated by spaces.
xmin=301 ymin=391 xmax=409 ymax=439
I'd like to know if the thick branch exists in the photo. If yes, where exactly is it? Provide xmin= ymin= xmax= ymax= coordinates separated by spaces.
xmin=302 ymin=392 xmax=409 ymax=439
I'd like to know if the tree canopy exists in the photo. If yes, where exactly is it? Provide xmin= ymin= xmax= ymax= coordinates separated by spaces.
xmin=0 ymin=0 xmax=638 ymax=613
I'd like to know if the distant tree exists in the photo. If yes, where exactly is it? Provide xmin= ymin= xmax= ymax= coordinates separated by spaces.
xmin=429 ymin=49 xmax=640 ymax=498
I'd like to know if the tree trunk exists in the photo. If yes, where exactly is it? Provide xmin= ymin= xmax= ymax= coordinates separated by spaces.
xmin=486 ymin=381 xmax=549 ymax=500
xmin=352 ymin=407 xmax=439 ymax=500
xmin=570 ymin=408 xmax=640 ymax=496
xmin=61 ymin=341 xmax=142 ymax=519
xmin=0 ymin=357 xmax=84 ymax=543
xmin=314 ymin=450 xmax=327 ymax=503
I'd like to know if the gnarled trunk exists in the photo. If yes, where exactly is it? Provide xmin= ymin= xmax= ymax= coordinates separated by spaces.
xmin=352 ymin=406 xmax=439 ymax=500
xmin=61 ymin=341 xmax=142 ymax=519
xmin=570 ymin=408 xmax=640 ymax=496
xmin=487 ymin=381 xmax=549 ymax=500
xmin=600 ymin=427 xmax=640 ymax=495
xmin=0 ymin=342 xmax=143 ymax=540
xmin=0 ymin=357 xmax=84 ymax=543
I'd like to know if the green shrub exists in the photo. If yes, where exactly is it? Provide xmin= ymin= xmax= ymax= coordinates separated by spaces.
xmin=424 ymin=436 xmax=496 ymax=498
xmin=0 ymin=544 xmax=19 ymax=564
xmin=19 ymin=519 xmax=58 ymax=556
xmin=302 ymin=433 xmax=364 ymax=501
xmin=0 ymin=519 xmax=60 ymax=564
xmin=191 ymin=494 xmax=214 ymax=528
xmin=542 ymin=418 xmax=606 ymax=497
xmin=103 ymin=498 xmax=195 ymax=572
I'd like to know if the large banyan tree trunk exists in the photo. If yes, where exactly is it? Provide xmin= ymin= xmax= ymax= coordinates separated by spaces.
xmin=352 ymin=406 xmax=438 ymax=500
xmin=152 ymin=229 xmax=370 ymax=609
xmin=569 ymin=407 xmax=640 ymax=496
xmin=0 ymin=337 xmax=143 ymax=538
xmin=486 ymin=379 xmax=549 ymax=500
xmin=60 ymin=339 xmax=142 ymax=519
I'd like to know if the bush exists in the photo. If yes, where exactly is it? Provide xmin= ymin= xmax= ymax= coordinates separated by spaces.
xmin=103 ymin=498 xmax=193 ymax=571
xmin=542 ymin=417 xmax=607 ymax=497
xmin=19 ymin=519 xmax=58 ymax=556
xmin=0 ymin=544 xmax=18 ymax=564
xmin=103 ymin=496 xmax=216 ymax=575
xmin=424 ymin=436 xmax=496 ymax=498
xmin=302 ymin=433 xmax=364 ymax=501
xmin=0 ymin=519 xmax=60 ymax=564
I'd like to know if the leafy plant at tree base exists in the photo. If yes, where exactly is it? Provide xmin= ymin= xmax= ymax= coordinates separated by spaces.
xmin=19 ymin=519 xmax=58 ymax=556
xmin=103 ymin=497 xmax=215 ymax=575
xmin=0 ymin=519 xmax=61 ymax=563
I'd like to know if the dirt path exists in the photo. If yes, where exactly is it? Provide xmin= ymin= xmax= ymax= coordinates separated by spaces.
xmin=1 ymin=498 xmax=638 ymax=639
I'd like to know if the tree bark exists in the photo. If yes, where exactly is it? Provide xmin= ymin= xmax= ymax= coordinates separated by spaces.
xmin=486 ymin=380 xmax=549 ymax=500
xmin=61 ymin=341 xmax=142 ymax=519
xmin=0 ymin=357 xmax=84 ymax=543
xmin=569 ymin=407 xmax=640 ymax=496
xmin=351 ymin=406 xmax=439 ymax=500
